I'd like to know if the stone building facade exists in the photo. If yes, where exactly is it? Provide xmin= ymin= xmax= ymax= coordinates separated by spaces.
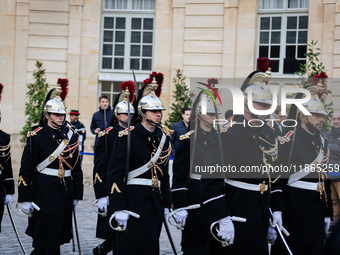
xmin=0 ymin=0 xmax=339 ymax=178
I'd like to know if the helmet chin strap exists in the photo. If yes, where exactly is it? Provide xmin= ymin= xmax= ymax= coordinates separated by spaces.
xmin=301 ymin=114 xmax=318 ymax=133
xmin=138 ymin=108 xmax=162 ymax=126
xmin=198 ymin=113 xmax=213 ymax=128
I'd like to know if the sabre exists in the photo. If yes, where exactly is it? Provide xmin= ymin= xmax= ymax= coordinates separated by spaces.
xmin=73 ymin=209 xmax=81 ymax=255
xmin=210 ymin=216 xmax=247 ymax=247
xmin=16 ymin=202 xmax=40 ymax=218
xmin=6 ymin=202 xmax=27 ymax=254
xmin=163 ymin=213 xmax=180 ymax=255
xmin=92 ymin=199 xmax=107 ymax=217
xmin=167 ymin=204 xmax=200 ymax=230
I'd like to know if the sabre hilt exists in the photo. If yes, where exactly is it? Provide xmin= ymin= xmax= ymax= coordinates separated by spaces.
xmin=109 ymin=210 xmax=140 ymax=231
xmin=210 ymin=216 xmax=247 ymax=247
xmin=167 ymin=204 xmax=201 ymax=230
xmin=16 ymin=202 xmax=40 ymax=218
xmin=92 ymin=199 xmax=107 ymax=217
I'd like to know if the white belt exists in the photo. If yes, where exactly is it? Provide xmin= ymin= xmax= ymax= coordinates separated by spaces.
xmin=190 ymin=173 xmax=201 ymax=180
xmin=40 ymin=168 xmax=71 ymax=177
xmin=288 ymin=180 xmax=319 ymax=191
xmin=127 ymin=178 xmax=161 ymax=187
xmin=225 ymin=179 xmax=268 ymax=192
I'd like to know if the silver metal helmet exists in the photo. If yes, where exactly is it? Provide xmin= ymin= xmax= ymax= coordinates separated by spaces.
xmin=197 ymin=96 xmax=220 ymax=114
xmin=44 ymin=86 xmax=66 ymax=115
xmin=138 ymin=78 xmax=165 ymax=118
xmin=114 ymin=91 xmax=135 ymax=119
xmin=243 ymin=70 xmax=273 ymax=105
xmin=301 ymin=83 xmax=327 ymax=116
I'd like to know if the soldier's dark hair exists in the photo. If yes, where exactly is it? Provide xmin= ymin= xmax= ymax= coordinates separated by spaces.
xmin=99 ymin=95 xmax=109 ymax=101
xmin=131 ymin=85 xmax=147 ymax=125
xmin=182 ymin=107 xmax=191 ymax=114
xmin=225 ymin=109 xmax=233 ymax=119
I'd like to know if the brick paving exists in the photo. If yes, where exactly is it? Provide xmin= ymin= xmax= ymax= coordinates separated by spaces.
xmin=0 ymin=181 xmax=182 ymax=255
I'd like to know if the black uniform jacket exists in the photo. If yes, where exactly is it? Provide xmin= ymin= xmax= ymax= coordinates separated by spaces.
xmin=0 ymin=130 xmax=14 ymax=232
xmin=18 ymin=123 xmax=83 ymax=250
xmin=107 ymin=122 xmax=171 ymax=255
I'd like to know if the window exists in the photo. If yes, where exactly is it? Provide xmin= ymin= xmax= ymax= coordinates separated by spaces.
xmin=100 ymin=0 xmax=155 ymax=72
xmin=258 ymin=0 xmax=309 ymax=75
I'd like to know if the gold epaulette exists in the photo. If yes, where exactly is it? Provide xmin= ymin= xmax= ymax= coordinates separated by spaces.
xmin=161 ymin=126 xmax=174 ymax=137
xmin=118 ymin=126 xmax=135 ymax=137
xmin=219 ymin=122 xmax=232 ymax=133
xmin=27 ymin=127 xmax=43 ymax=137
xmin=180 ymin=130 xmax=194 ymax=140
xmin=278 ymin=130 xmax=294 ymax=145
xmin=98 ymin=126 xmax=113 ymax=137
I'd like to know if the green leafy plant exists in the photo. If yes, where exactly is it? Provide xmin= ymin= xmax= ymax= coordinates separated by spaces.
xmin=296 ymin=40 xmax=333 ymax=132
xmin=20 ymin=61 xmax=49 ymax=143
xmin=164 ymin=69 xmax=191 ymax=128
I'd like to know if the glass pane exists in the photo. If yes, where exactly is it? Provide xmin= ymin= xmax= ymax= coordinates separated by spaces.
xmin=272 ymin=17 xmax=281 ymax=30
xmin=102 ymin=58 xmax=112 ymax=69
xmin=103 ymin=44 xmax=113 ymax=55
xmin=270 ymin=46 xmax=280 ymax=58
xmin=116 ymin=18 xmax=126 ymax=29
xmin=260 ymin=17 xmax=270 ymax=30
xmin=273 ymin=0 xmax=283 ymax=8
xmin=117 ymin=0 xmax=127 ymax=9
xmin=286 ymin=46 xmax=296 ymax=58
xmin=298 ymin=31 xmax=307 ymax=43
xmin=260 ymin=32 xmax=269 ymax=44
xmin=271 ymin=32 xmax=280 ymax=43
xmin=131 ymin=45 xmax=140 ymax=56
xmin=144 ymin=0 xmax=155 ymax=9
xmin=299 ymin=16 xmax=308 ymax=29
xmin=104 ymin=31 xmax=113 ymax=42
xmin=143 ymin=32 xmax=153 ymax=43
xmin=300 ymin=0 xmax=309 ymax=8
xmin=132 ymin=0 xmax=142 ymax=9
xmin=259 ymin=46 xmax=268 ymax=58
xmin=142 ymin=59 xmax=152 ymax=70
xmin=115 ymin=31 xmax=125 ymax=42
xmin=104 ymin=17 xmax=114 ymax=29
xmin=144 ymin=18 xmax=153 ymax=30
xmin=271 ymin=60 xmax=279 ymax=72
xmin=284 ymin=58 xmax=296 ymax=74
xmin=114 ymin=44 xmax=124 ymax=56
xmin=287 ymin=17 xmax=297 ymax=29
xmin=262 ymin=0 xmax=270 ymax=9
xmin=143 ymin=45 xmax=152 ymax=57
xmin=114 ymin=58 xmax=124 ymax=69
xmin=132 ymin=18 xmax=141 ymax=29
xmin=288 ymin=0 xmax=298 ymax=8
xmin=131 ymin=32 xmax=141 ymax=43
xmin=102 ymin=81 xmax=111 ymax=91
xmin=298 ymin=45 xmax=307 ymax=58
xmin=286 ymin=31 xmax=296 ymax=43
xmin=104 ymin=0 xmax=115 ymax=9
xmin=113 ymin=82 xmax=122 ymax=92
xmin=130 ymin=59 xmax=140 ymax=70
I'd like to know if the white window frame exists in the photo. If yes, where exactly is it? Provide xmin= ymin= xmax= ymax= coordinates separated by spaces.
xmin=257 ymin=1 xmax=308 ymax=78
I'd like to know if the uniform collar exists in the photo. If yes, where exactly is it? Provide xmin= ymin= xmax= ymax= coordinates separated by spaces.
xmin=44 ymin=123 xmax=69 ymax=143
xmin=297 ymin=124 xmax=321 ymax=151
xmin=135 ymin=122 xmax=160 ymax=147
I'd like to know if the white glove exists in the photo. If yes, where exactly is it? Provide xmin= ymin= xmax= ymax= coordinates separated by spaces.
xmin=175 ymin=209 xmax=188 ymax=227
xmin=164 ymin=208 xmax=169 ymax=220
xmin=271 ymin=211 xmax=283 ymax=231
xmin=325 ymin=217 xmax=331 ymax=233
xmin=115 ymin=211 xmax=129 ymax=230
xmin=97 ymin=197 xmax=109 ymax=213
xmin=267 ymin=225 xmax=277 ymax=243
xmin=4 ymin=194 xmax=13 ymax=208
xmin=73 ymin=200 xmax=79 ymax=213
xmin=218 ymin=216 xmax=235 ymax=245
xmin=21 ymin=202 xmax=34 ymax=214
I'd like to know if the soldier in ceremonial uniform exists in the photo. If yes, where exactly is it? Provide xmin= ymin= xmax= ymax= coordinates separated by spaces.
xmin=92 ymin=81 xmax=135 ymax=255
xmin=0 ymin=84 xmax=14 ymax=233
xmin=17 ymin=79 xmax=83 ymax=255
xmin=271 ymin=83 xmax=332 ymax=255
xmin=171 ymin=86 xmax=218 ymax=255
xmin=68 ymin=110 xmax=86 ymax=164
xmin=107 ymin=72 xmax=171 ymax=255
xmin=201 ymin=59 xmax=284 ymax=254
